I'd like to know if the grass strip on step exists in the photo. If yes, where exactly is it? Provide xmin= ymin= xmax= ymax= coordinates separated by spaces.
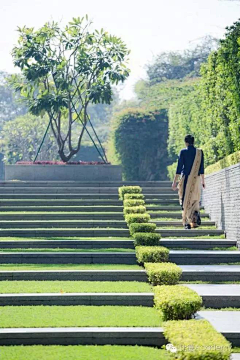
xmin=0 ymin=306 xmax=163 ymax=328
xmin=0 ymin=248 xmax=135 ymax=253
xmin=0 ymin=345 xmax=170 ymax=360
xmin=0 ymin=237 xmax=132 ymax=241
xmin=0 ymin=280 xmax=152 ymax=294
xmin=0 ymin=263 xmax=143 ymax=271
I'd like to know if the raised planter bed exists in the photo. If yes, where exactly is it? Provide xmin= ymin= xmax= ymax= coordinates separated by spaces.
xmin=5 ymin=164 xmax=122 ymax=181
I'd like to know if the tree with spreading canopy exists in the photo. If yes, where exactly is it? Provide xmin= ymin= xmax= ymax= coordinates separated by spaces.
xmin=10 ymin=15 xmax=130 ymax=162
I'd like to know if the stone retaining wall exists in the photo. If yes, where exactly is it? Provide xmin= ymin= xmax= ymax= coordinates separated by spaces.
xmin=202 ymin=163 xmax=240 ymax=244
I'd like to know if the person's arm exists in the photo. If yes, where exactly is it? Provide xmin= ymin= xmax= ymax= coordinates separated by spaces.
xmin=200 ymin=150 xmax=205 ymax=189
xmin=172 ymin=151 xmax=183 ymax=191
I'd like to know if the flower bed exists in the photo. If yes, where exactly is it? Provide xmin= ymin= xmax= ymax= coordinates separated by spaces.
xmin=16 ymin=161 xmax=109 ymax=165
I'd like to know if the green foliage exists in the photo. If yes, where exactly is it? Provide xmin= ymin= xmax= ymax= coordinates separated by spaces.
xmin=129 ymin=223 xmax=156 ymax=236
xmin=10 ymin=16 xmax=130 ymax=162
xmin=168 ymin=21 xmax=240 ymax=168
xmin=154 ymin=285 xmax=202 ymax=321
xmin=146 ymin=37 xmax=218 ymax=85
xmin=2 ymin=114 xmax=58 ymax=163
xmin=123 ymin=199 xmax=145 ymax=207
xmin=125 ymin=213 xmax=150 ymax=225
xmin=167 ymin=161 xmax=178 ymax=180
xmin=0 ymin=71 xmax=27 ymax=128
xmin=205 ymin=150 xmax=240 ymax=175
xmin=135 ymin=246 xmax=169 ymax=264
xmin=124 ymin=193 xmax=145 ymax=200
xmin=164 ymin=319 xmax=231 ymax=359
xmin=109 ymin=108 xmax=169 ymax=180
xmin=119 ymin=186 xmax=142 ymax=200
xmin=133 ymin=232 xmax=161 ymax=247
xmin=123 ymin=206 xmax=146 ymax=216
xmin=145 ymin=262 xmax=182 ymax=286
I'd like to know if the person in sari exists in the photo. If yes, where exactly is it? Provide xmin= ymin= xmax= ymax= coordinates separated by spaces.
xmin=172 ymin=135 xmax=205 ymax=229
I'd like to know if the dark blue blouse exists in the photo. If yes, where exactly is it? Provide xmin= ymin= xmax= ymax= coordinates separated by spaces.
xmin=176 ymin=145 xmax=204 ymax=176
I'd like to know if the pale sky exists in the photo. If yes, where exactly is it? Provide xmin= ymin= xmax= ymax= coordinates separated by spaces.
xmin=1 ymin=0 xmax=240 ymax=99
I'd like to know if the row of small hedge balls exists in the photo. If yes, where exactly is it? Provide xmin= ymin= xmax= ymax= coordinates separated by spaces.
xmin=119 ymin=185 xmax=231 ymax=359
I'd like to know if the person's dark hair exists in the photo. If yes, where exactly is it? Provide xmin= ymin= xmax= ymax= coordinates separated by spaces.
xmin=185 ymin=134 xmax=194 ymax=145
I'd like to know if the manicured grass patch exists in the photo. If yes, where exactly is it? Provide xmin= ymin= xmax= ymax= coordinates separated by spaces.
xmin=0 ymin=345 xmax=170 ymax=360
xmin=0 ymin=237 xmax=132 ymax=241
xmin=0 ymin=280 xmax=152 ymax=294
xmin=154 ymin=285 xmax=202 ymax=320
xmin=0 ymin=248 xmax=134 ymax=253
xmin=0 ymin=306 xmax=163 ymax=328
xmin=164 ymin=319 xmax=231 ymax=359
xmin=0 ymin=264 xmax=143 ymax=271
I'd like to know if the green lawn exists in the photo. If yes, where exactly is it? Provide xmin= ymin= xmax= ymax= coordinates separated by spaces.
xmin=0 ymin=248 xmax=134 ymax=253
xmin=0 ymin=306 xmax=163 ymax=328
xmin=0 ymin=345 xmax=170 ymax=360
xmin=0 ymin=280 xmax=152 ymax=293
xmin=0 ymin=264 xmax=142 ymax=271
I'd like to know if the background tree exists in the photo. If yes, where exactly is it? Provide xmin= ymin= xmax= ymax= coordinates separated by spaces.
xmin=10 ymin=16 xmax=130 ymax=162
xmin=146 ymin=36 xmax=218 ymax=85
xmin=2 ymin=114 xmax=58 ymax=164
xmin=0 ymin=71 xmax=27 ymax=127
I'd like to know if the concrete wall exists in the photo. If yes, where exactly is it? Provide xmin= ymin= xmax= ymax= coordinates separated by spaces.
xmin=202 ymin=163 xmax=240 ymax=243
xmin=5 ymin=165 xmax=122 ymax=181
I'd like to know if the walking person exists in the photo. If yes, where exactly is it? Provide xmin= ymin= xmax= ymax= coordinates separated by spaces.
xmin=172 ymin=135 xmax=205 ymax=229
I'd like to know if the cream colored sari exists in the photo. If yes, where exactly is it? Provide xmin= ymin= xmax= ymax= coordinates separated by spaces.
xmin=177 ymin=149 xmax=202 ymax=227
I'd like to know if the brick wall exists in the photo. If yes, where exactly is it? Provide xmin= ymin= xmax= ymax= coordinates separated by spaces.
xmin=202 ymin=163 xmax=240 ymax=243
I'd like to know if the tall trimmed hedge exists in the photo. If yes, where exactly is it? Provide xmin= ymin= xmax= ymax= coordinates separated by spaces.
xmin=168 ymin=21 xmax=240 ymax=177
xmin=108 ymin=108 xmax=169 ymax=180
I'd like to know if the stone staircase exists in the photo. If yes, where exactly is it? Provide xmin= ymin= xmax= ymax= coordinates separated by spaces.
xmin=0 ymin=181 xmax=239 ymax=355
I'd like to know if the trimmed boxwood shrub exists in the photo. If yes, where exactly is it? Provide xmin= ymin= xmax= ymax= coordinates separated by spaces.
xmin=136 ymin=246 xmax=169 ymax=264
xmin=119 ymin=186 xmax=142 ymax=200
xmin=124 ymin=193 xmax=145 ymax=200
xmin=129 ymin=222 xmax=156 ymax=236
xmin=123 ymin=199 xmax=145 ymax=207
xmin=133 ymin=232 xmax=161 ymax=246
xmin=125 ymin=213 xmax=150 ymax=225
xmin=145 ymin=262 xmax=182 ymax=285
xmin=124 ymin=206 xmax=146 ymax=216
xmin=154 ymin=285 xmax=202 ymax=320
xmin=164 ymin=319 xmax=231 ymax=359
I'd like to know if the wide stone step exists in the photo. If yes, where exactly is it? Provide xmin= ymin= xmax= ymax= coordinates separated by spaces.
xmin=1 ymin=265 xmax=240 ymax=282
xmin=0 ymin=239 xmax=234 ymax=250
xmin=0 ymin=194 xmax=178 ymax=200
xmin=181 ymin=265 xmax=240 ymax=282
xmin=0 ymin=228 xmax=223 ymax=238
xmin=0 ymin=220 xmax=129 ymax=229
xmin=0 ymin=187 xmax=173 ymax=194
xmin=0 ymin=213 xmax=210 ymax=221
xmin=0 ymin=213 xmax=126 ymax=221
xmin=0 ymin=322 xmax=237 ymax=346
xmin=0 ymin=250 xmax=238 ymax=264
xmin=196 ymin=311 xmax=240 ymax=346
xmin=151 ymin=212 xmax=210 ymax=219
xmin=161 ymin=239 xmax=236 ymax=249
xmin=0 ymin=293 xmax=154 ymax=307
xmin=0 ymin=199 xmax=179 ymax=206
xmin=0 ymin=206 xmax=126 ymax=213
xmin=1 ymin=285 xmax=240 ymax=307
xmin=0 ymin=327 xmax=165 ymax=346
xmin=186 ymin=284 xmax=240 ymax=308
xmin=0 ymin=220 xmax=214 ymax=229
xmin=0 ymin=181 xmax=172 ymax=188
xmin=0 ymin=206 xmax=184 ymax=213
